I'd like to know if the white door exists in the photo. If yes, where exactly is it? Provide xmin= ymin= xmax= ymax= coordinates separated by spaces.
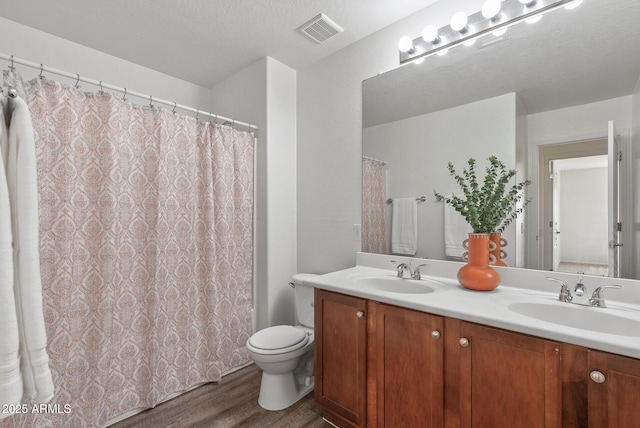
xmin=551 ymin=163 xmax=561 ymax=271
xmin=607 ymin=120 xmax=621 ymax=278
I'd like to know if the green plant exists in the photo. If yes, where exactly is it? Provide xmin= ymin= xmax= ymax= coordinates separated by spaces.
xmin=434 ymin=156 xmax=532 ymax=234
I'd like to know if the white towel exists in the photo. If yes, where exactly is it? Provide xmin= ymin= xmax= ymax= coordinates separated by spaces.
xmin=444 ymin=201 xmax=472 ymax=259
xmin=2 ymin=95 xmax=54 ymax=405
xmin=391 ymin=198 xmax=418 ymax=255
xmin=0 ymin=95 xmax=22 ymax=417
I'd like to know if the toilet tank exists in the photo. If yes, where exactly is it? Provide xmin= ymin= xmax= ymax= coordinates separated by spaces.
xmin=292 ymin=273 xmax=317 ymax=328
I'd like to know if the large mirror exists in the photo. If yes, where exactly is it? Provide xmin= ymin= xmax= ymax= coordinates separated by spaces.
xmin=362 ymin=0 xmax=640 ymax=279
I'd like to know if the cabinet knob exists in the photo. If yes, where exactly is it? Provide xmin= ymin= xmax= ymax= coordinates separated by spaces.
xmin=590 ymin=371 xmax=606 ymax=384
xmin=431 ymin=330 xmax=441 ymax=339
xmin=459 ymin=337 xmax=469 ymax=347
xmin=356 ymin=311 xmax=365 ymax=318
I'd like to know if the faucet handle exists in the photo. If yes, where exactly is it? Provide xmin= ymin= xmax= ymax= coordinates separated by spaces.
xmin=589 ymin=285 xmax=621 ymax=308
xmin=412 ymin=263 xmax=429 ymax=280
xmin=547 ymin=277 xmax=573 ymax=302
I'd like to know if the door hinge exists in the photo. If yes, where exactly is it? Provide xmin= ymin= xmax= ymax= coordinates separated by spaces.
xmin=617 ymin=222 xmax=622 ymax=232
xmin=618 ymin=151 xmax=623 ymax=162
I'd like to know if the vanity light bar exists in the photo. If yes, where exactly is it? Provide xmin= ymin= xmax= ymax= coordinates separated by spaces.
xmin=399 ymin=0 xmax=582 ymax=65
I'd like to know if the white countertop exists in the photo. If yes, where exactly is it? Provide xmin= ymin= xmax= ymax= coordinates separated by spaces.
xmin=304 ymin=261 xmax=640 ymax=359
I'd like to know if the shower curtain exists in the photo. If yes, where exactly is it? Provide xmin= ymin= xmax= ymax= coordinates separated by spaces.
xmin=1 ymin=72 xmax=254 ymax=427
xmin=362 ymin=158 xmax=387 ymax=254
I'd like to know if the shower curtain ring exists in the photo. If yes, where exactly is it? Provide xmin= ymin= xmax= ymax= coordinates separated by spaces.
xmin=9 ymin=55 xmax=14 ymax=71
xmin=196 ymin=109 xmax=200 ymax=121
xmin=99 ymin=81 xmax=104 ymax=95
xmin=122 ymin=88 xmax=127 ymax=101
xmin=172 ymin=101 xmax=177 ymax=114
xmin=39 ymin=64 xmax=44 ymax=79
xmin=149 ymin=95 xmax=154 ymax=109
xmin=74 ymin=74 xmax=81 ymax=88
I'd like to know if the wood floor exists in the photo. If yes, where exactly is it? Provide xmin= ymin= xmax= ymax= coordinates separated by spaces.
xmin=109 ymin=364 xmax=327 ymax=428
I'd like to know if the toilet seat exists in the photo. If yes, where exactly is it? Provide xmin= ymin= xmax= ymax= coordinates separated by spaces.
xmin=248 ymin=325 xmax=309 ymax=355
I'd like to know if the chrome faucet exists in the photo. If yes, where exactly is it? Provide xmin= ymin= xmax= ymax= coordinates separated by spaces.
xmin=546 ymin=277 xmax=573 ymax=303
xmin=412 ymin=264 xmax=429 ymax=280
xmin=589 ymin=285 xmax=621 ymax=308
xmin=396 ymin=263 xmax=412 ymax=279
xmin=548 ymin=277 xmax=622 ymax=308
xmin=574 ymin=274 xmax=585 ymax=297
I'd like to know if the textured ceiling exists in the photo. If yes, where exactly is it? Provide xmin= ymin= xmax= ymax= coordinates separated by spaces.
xmin=364 ymin=0 xmax=640 ymax=127
xmin=0 ymin=0 xmax=436 ymax=88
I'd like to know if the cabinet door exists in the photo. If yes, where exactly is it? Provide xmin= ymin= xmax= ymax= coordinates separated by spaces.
xmin=453 ymin=321 xmax=562 ymax=428
xmin=315 ymin=289 xmax=367 ymax=428
xmin=370 ymin=303 xmax=444 ymax=428
xmin=589 ymin=350 xmax=640 ymax=427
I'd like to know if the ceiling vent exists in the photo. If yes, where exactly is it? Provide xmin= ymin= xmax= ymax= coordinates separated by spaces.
xmin=297 ymin=13 xmax=344 ymax=44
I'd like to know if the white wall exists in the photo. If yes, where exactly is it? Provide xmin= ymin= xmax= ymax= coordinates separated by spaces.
xmin=211 ymin=57 xmax=298 ymax=329
xmin=264 ymin=59 xmax=297 ymax=327
xmin=0 ymin=17 xmax=211 ymax=111
xmin=528 ymin=96 xmax=633 ymax=145
xmin=297 ymin=0 xmax=486 ymax=274
xmin=559 ymin=167 xmax=608 ymax=264
xmin=363 ymin=93 xmax=517 ymax=263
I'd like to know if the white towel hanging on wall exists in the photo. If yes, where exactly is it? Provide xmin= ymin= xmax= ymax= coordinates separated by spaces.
xmin=391 ymin=198 xmax=418 ymax=255
xmin=444 ymin=201 xmax=473 ymax=259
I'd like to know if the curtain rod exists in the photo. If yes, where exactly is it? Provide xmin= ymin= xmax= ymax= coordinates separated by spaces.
xmin=362 ymin=155 xmax=387 ymax=166
xmin=0 ymin=53 xmax=258 ymax=131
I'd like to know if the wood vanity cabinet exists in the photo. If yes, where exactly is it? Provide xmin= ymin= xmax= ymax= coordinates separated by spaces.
xmin=314 ymin=289 xmax=640 ymax=428
xmin=561 ymin=344 xmax=640 ymax=427
xmin=368 ymin=302 xmax=444 ymax=428
xmin=315 ymin=289 xmax=368 ymax=428
xmin=588 ymin=349 xmax=640 ymax=427
xmin=444 ymin=319 xmax=562 ymax=428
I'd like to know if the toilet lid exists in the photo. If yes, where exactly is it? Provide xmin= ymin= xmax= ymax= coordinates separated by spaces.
xmin=248 ymin=325 xmax=308 ymax=353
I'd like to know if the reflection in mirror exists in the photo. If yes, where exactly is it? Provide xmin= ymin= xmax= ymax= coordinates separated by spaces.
xmin=362 ymin=0 xmax=640 ymax=279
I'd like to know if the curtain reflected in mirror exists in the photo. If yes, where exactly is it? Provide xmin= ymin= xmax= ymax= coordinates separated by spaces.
xmin=362 ymin=157 xmax=387 ymax=254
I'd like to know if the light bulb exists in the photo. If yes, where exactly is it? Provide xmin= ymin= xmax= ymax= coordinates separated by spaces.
xmin=519 ymin=0 xmax=537 ymax=6
xmin=422 ymin=25 xmax=440 ymax=44
xmin=463 ymin=39 xmax=476 ymax=47
xmin=398 ymin=36 xmax=414 ymax=53
xmin=437 ymin=49 xmax=449 ymax=57
xmin=450 ymin=12 xmax=469 ymax=33
xmin=564 ymin=0 xmax=583 ymax=9
xmin=413 ymin=57 xmax=425 ymax=65
xmin=482 ymin=0 xmax=502 ymax=19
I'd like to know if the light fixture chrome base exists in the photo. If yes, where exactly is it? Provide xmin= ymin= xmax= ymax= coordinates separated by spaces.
xmin=399 ymin=0 xmax=581 ymax=65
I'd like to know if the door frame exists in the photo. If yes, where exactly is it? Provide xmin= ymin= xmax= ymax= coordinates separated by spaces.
xmin=538 ymin=139 xmax=607 ymax=272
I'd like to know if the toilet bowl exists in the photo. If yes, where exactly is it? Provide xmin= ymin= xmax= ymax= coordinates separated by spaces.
xmin=246 ymin=273 xmax=317 ymax=411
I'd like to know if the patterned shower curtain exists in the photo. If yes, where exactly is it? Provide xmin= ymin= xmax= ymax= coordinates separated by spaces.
xmin=1 ymin=73 xmax=254 ymax=427
xmin=362 ymin=158 xmax=387 ymax=254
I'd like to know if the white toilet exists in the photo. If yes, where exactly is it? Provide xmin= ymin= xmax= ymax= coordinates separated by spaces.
xmin=246 ymin=273 xmax=317 ymax=411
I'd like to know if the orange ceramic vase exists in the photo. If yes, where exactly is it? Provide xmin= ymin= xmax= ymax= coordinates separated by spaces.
xmin=458 ymin=233 xmax=500 ymax=291
xmin=489 ymin=232 xmax=508 ymax=267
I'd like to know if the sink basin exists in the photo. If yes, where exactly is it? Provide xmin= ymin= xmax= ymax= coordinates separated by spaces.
xmin=493 ymin=294 xmax=640 ymax=337
xmin=352 ymin=275 xmax=446 ymax=294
